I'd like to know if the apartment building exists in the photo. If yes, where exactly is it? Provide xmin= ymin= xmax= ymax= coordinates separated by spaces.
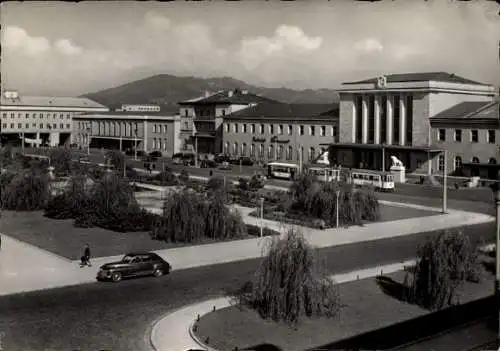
xmin=331 ymin=72 xmax=497 ymax=177
xmin=223 ymin=102 xmax=339 ymax=164
xmin=178 ymin=89 xmax=279 ymax=155
xmin=0 ymin=90 xmax=108 ymax=147
xmin=73 ymin=104 xmax=185 ymax=156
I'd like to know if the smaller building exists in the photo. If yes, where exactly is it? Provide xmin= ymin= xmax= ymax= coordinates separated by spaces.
xmin=431 ymin=100 xmax=499 ymax=179
xmin=223 ymin=102 xmax=339 ymax=164
xmin=0 ymin=90 xmax=108 ymax=147
xmin=73 ymin=104 xmax=186 ymax=156
xmin=178 ymin=89 xmax=279 ymax=155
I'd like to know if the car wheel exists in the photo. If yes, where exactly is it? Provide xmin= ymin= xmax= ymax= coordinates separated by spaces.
xmin=153 ymin=268 xmax=163 ymax=277
xmin=111 ymin=272 xmax=122 ymax=282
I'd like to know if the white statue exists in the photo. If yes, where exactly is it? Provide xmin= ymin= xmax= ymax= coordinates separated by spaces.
xmin=390 ymin=155 xmax=404 ymax=168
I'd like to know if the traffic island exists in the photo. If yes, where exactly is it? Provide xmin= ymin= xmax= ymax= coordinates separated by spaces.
xmin=190 ymin=270 xmax=495 ymax=351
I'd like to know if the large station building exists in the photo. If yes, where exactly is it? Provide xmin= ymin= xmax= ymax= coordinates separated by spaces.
xmin=0 ymin=91 xmax=108 ymax=147
xmin=329 ymin=72 xmax=499 ymax=178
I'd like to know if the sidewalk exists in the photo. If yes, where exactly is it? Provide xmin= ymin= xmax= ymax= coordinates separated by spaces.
xmin=150 ymin=259 xmax=417 ymax=351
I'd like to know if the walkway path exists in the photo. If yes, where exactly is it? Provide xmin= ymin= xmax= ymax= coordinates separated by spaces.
xmin=150 ymin=259 xmax=417 ymax=351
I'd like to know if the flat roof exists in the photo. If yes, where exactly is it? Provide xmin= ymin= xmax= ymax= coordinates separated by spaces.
xmin=226 ymin=102 xmax=338 ymax=120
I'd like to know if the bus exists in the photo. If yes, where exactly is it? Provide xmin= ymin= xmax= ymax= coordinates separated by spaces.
xmin=307 ymin=166 xmax=341 ymax=182
xmin=267 ymin=162 xmax=300 ymax=180
xmin=349 ymin=169 xmax=395 ymax=191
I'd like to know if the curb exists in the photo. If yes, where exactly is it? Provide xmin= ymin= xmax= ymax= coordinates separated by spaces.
xmin=189 ymin=321 xmax=219 ymax=351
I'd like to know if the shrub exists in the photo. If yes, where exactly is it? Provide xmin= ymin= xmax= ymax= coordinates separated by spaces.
xmin=245 ymin=224 xmax=280 ymax=237
xmin=49 ymin=148 xmax=72 ymax=175
xmin=249 ymin=174 xmax=265 ymax=190
xmin=236 ymin=228 xmax=340 ymax=325
xmin=0 ymin=144 xmax=14 ymax=167
xmin=179 ymin=169 xmax=190 ymax=183
xmin=238 ymin=177 xmax=249 ymax=191
xmin=45 ymin=175 xmax=89 ymax=219
xmin=153 ymin=170 xmax=178 ymax=186
xmin=207 ymin=176 xmax=225 ymax=191
xmin=406 ymin=229 xmax=481 ymax=310
xmin=2 ymin=171 xmax=49 ymax=210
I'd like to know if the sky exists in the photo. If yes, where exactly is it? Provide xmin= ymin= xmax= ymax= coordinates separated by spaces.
xmin=1 ymin=0 xmax=499 ymax=97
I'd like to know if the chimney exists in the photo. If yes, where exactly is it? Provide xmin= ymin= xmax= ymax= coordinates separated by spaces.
xmin=228 ymin=90 xmax=233 ymax=97
xmin=204 ymin=91 xmax=210 ymax=98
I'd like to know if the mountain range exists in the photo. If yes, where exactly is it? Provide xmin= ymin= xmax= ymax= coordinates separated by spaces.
xmin=82 ymin=74 xmax=339 ymax=112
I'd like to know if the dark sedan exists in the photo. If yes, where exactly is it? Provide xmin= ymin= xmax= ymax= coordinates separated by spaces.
xmin=97 ymin=252 xmax=172 ymax=282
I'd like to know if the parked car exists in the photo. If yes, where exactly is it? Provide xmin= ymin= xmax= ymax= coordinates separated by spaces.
xmin=238 ymin=157 xmax=254 ymax=166
xmin=214 ymin=154 xmax=231 ymax=164
xmin=96 ymin=252 xmax=172 ymax=282
xmin=148 ymin=151 xmax=162 ymax=160
xmin=219 ymin=161 xmax=232 ymax=170
xmin=172 ymin=152 xmax=196 ymax=166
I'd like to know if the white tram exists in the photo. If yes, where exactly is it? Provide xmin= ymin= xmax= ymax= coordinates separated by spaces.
xmin=307 ymin=166 xmax=341 ymax=182
xmin=349 ymin=169 xmax=395 ymax=191
xmin=267 ymin=162 xmax=300 ymax=180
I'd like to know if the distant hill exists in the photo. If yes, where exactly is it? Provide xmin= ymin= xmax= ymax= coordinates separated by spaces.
xmin=81 ymin=74 xmax=339 ymax=112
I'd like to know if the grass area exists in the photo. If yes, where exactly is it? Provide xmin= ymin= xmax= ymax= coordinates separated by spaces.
xmin=194 ymin=270 xmax=494 ymax=351
xmin=248 ymin=203 xmax=439 ymax=229
xmin=0 ymin=211 xmax=279 ymax=261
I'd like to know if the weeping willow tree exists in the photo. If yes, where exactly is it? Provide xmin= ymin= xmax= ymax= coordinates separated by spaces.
xmin=406 ymin=229 xmax=481 ymax=310
xmin=1 ymin=170 xmax=49 ymax=210
xmin=237 ymin=229 xmax=340 ymax=325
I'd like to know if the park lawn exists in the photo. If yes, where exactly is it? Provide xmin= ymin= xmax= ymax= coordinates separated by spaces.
xmin=194 ymin=270 xmax=494 ymax=351
xmin=249 ymin=203 xmax=439 ymax=229
xmin=0 ymin=211 xmax=279 ymax=261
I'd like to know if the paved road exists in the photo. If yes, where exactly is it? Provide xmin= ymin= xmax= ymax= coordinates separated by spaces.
xmin=0 ymin=222 xmax=493 ymax=351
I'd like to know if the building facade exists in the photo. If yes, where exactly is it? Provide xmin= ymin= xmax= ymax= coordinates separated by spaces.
xmin=73 ymin=104 xmax=185 ymax=156
xmin=331 ymin=72 xmax=497 ymax=176
xmin=430 ymin=100 xmax=499 ymax=179
xmin=0 ymin=91 xmax=108 ymax=147
xmin=178 ymin=89 xmax=279 ymax=155
xmin=223 ymin=102 xmax=339 ymax=164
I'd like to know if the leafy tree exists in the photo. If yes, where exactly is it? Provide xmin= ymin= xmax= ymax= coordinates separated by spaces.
xmin=49 ymin=147 xmax=72 ymax=175
xmin=1 ymin=171 xmax=49 ymax=210
xmin=207 ymin=176 xmax=225 ymax=191
xmin=0 ymin=143 xmax=14 ymax=167
xmin=406 ymin=229 xmax=481 ymax=310
xmin=45 ymin=175 xmax=89 ymax=219
xmin=236 ymin=228 xmax=340 ymax=325
xmin=105 ymin=150 xmax=125 ymax=174
xmin=153 ymin=170 xmax=178 ymax=185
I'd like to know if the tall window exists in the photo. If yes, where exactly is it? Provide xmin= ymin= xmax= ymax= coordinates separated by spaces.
xmin=242 ymin=124 xmax=247 ymax=133
xmin=153 ymin=138 xmax=157 ymax=149
xmin=405 ymin=95 xmax=413 ymax=145
xmin=278 ymin=145 xmax=284 ymax=159
xmin=250 ymin=143 xmax=255 ymax=157
xmin=224 ymin=142 xmax=229 ymax=154
xmin=367 ymin=95 xmax=375 ymax=143
xmin=241 ymin=143 xmax=247 ymax=156
xmin=251 ymin=124 xmax=255 ymax=133
xmin=259 ymin=124 xmax=264 ymax=134
xmin=471 ymin=130 xmax=478 ymax=143
xmin=225 ymin=123 xmax=230 ymax=133
xmin=355 ymin=95 xmax=363 ymax=143
xmin=288 ymin=125 xmax=293 ymax=135
xmin=299 ymin=125 xmax=305 ymax=135
xmin=164 ymin=138 xmax=168 ymax=150
xmin=233 ymin=142 xmax=238 ymax=156
xmin=472 ymin=156 xmax=480 ymax=163
xmin=438 ymin=129 xmax=446 ymax=141
xmin=393 ymin=95 xmax=400 ymax=144
xmin=380 ymin=96 xmax=387 ymax=144
xmin=286 ymin=146 xmax=292 ymax=160
xmin=487 ymin=130 xmax=496 ymax=144
xmin=259 ymin=144 xmax=264 ymax=158
xmin=454 ymin=156 xmax=462 ymax=170
xmin=234 ymin=123 xmax=238 ymax=133
xmin=268 ymin=144 xmax=274 ymax=158
xmin=308 ymin=147 xmax=315 ymax=161
xmin=278 ymin=125 xmax=284 ymax=135
xmin=309 ymin=126 xmax=315 ymax=136
xmin=320 ymin=126 xmax=326 ymax=137
xmin=269 ymin=125 xmax=274 ymax=134
xmin=454 ymin=129 xmax=462 ymax=142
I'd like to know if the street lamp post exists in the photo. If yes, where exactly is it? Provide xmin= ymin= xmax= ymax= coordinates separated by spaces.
xmin=260 ymin=197 xmax=265 ymax=238
xmin=86 ymin=124 xmax=91 ymax=155
xmin=134 ymin=129 xmax=138 ymax=161
xmin=442 ymin=150 xmax=448 ymax=214
xmin=335 ymin=190 xmax=340 ymax=228
xmin=382 ymin=145 xmax=385 ymax=172
xmin=490 ymin=177 xmax=500 ymax=342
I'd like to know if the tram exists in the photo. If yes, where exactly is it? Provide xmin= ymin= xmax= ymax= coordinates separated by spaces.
xmin=267 ymin=162 xmax=300 ymax=180
xmin=349 ymin=169 xmax=395 ymax=191
xmin=307 ymin=166 xmax=341 ymax=182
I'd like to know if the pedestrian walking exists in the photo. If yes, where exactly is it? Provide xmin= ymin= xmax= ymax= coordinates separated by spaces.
xmin=80 ymin=243 xmax=92 ymax=267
